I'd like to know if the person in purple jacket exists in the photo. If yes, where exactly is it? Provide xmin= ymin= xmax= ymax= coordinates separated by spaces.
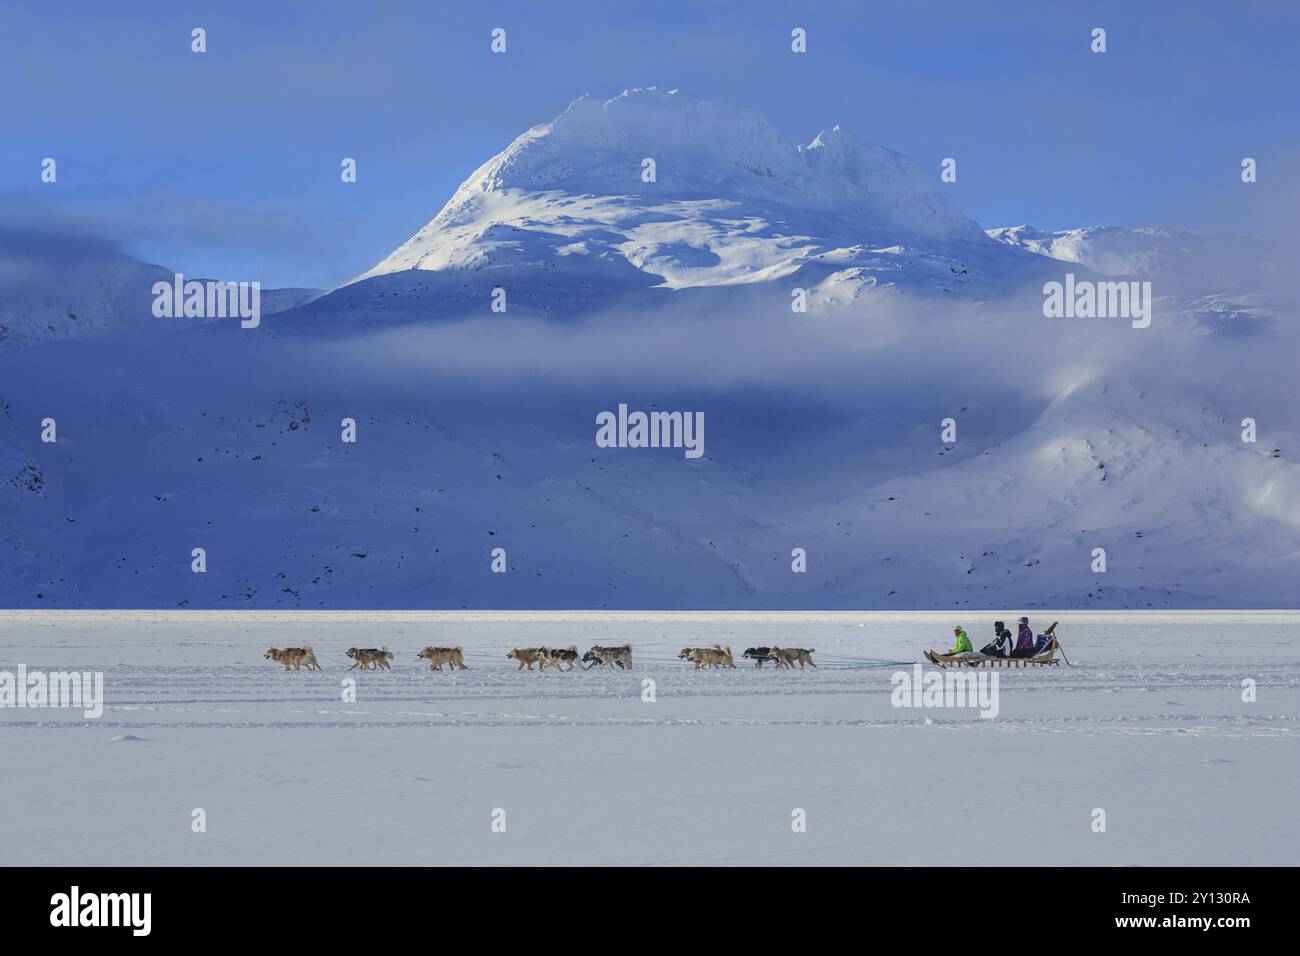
xmin=1012 ymin=616 xmax=1036 ymax=657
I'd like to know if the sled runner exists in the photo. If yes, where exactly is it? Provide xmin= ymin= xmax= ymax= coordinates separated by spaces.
xmin=926 ymin=623 xmax=1067 ymax=668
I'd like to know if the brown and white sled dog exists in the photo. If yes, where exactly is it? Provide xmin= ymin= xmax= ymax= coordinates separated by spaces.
xmin=416 ymin=646 xmax=467 ymax=671
xmin=681 ymin=645 xmax=735 ymax=669
xmin=768 ymin=647 xmax=817 ymax=669
xmin=582 ymin=644 xmax=633 ymax=670
xmin=264 ymin=646 xmax=322 ymax=671
xmin=540 ymin=646 xmax=580 ymax=671
xmin=507 ymin=647 xmax=546 ymax=671
xmin=346 ymin=647 xmax=393 ymax=670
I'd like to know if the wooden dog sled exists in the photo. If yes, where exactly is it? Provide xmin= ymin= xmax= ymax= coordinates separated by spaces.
xmin=924 ymin=623 xmax=1071 ymax=668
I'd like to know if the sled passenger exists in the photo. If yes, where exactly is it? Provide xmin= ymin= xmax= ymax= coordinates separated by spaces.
xmin=1012 ymin=616 xmax=1036 ymax=657
xmin=998 ymin=622 xmax=1016 ymax=656
xmin=948 ymin=625 xmax=973 ymax=656
xmin=979 ymin=621 xmax=1000 ymax=656
xmin=981 ymin=621 xmax=1013 ymax=657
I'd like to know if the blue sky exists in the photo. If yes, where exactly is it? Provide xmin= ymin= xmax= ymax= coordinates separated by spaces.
xmin=2 ymin=0 xmax=1296 ymax=289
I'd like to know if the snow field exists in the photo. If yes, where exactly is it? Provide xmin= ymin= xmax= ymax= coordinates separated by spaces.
xmin=1 ymin=611 xmax=1296 ymax=865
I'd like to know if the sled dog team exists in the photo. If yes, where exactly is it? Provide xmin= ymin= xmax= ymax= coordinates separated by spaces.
xmin=263 ymin=643 xmax=817 ymax=672
xmin=262 ymin=645 xmax=468 ymax=671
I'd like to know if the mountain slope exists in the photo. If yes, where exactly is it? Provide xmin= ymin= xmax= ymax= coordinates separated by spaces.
xmin=0 ymin=232 xmax=320 ymax=351
xmin=987 ymin=223 xmax=1283 ymax=294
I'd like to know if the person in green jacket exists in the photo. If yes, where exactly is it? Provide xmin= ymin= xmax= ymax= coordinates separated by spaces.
xmin=948 ymin=625 xmax=973 ymax=655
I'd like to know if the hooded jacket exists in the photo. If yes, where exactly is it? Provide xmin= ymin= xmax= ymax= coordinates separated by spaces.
xmin=1016 ymin=621 xmax=1035 ymax=653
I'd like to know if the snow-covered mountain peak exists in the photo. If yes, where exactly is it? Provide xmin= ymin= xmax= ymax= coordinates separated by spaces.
xmin=548 ymin=88 xmax=790 ymax=158
xmin=354 ymin=90 xmax=990 ymax=289
xmin=441 ymin=88 xmax=801 ymax=204
xmin=797 ymin=124 xmax=975 ymax=238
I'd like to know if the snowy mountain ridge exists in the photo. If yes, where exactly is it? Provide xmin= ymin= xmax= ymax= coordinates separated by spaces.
xmin=350 ymin=89 xmax=996 ymax=304
xmin=986 ymin=223 xmax=1282 ymax=294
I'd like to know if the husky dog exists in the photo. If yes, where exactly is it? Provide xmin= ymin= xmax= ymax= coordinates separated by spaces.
xmin=691 ymin=647 xmax=733 ymax=671
xmin=583 ymin=644 xmax=633 ymax=670
xmin=346 ymin=647 xmax=393 ymax=670
xmin=681 ymin=647 xmax=733 ymax=671
xmin=507 ymin=647 xmax=546 ymax=671
xmin=264 ymin=646 xmax=322 ymax=671
xmin=768 ymin=647 xmax=817 ymax=669
xmin=678 ymin=647 xmax=706 ymax=666
xmin=416 ymin=646 xmax=467 ymax=671
xmin=539 ymin=646 xmax=580 ymax=671
xmin=742 ymin=647 xmax=775 ymax=669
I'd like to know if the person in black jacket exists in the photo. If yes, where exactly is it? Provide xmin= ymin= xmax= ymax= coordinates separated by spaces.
xmin=980 ymin=621 xmax=1014 ymax=657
